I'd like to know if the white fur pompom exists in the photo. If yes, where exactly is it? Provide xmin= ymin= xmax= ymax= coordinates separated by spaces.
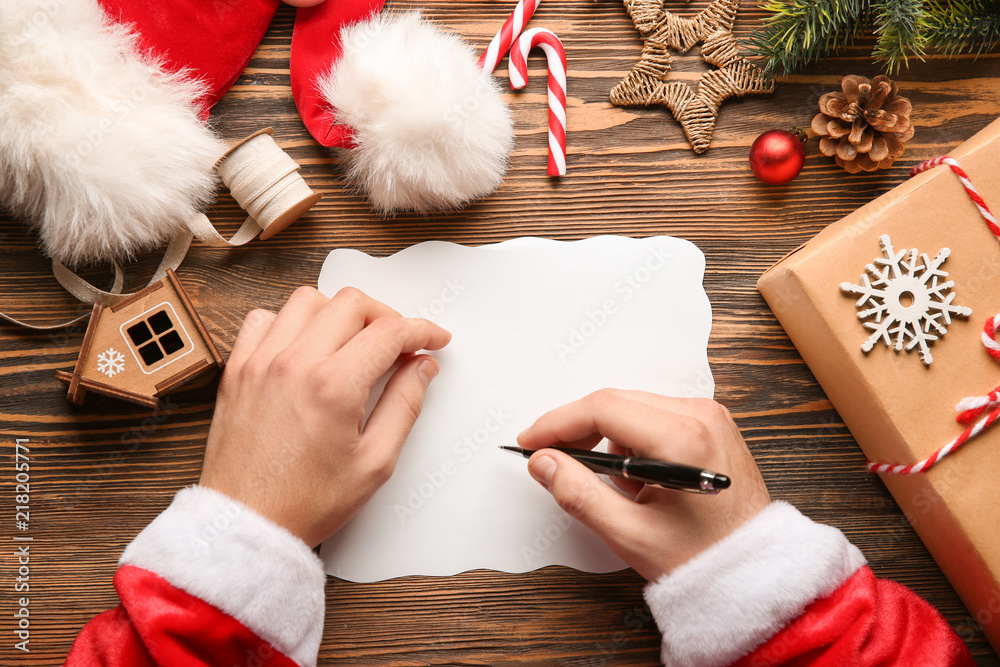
xmin=320 ymin=12 xmax=513 ymax=213
xmin=0 ymin=0 xmax=226 ymax=267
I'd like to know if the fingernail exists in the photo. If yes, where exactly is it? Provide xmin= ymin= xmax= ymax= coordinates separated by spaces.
xmin=529 ymin=455 xmax=557 ymax=489
xmin=417 ymin=359 xmax=439 ymax=387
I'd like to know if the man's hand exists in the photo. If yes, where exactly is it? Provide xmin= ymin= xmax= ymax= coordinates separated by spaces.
xmin=199 ymin=286 xmax=451 ymax=548
xmin=517 ymin=389 xmax=770 ymax=581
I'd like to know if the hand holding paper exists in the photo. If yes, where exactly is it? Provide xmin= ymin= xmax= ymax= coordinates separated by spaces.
xmin=518 ymin=389 xmax=771 ymax=581
xmin=199 ymin=286 xmax=451 ymax=548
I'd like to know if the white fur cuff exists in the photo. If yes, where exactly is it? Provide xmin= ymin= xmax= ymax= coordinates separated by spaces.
xmin=320 ymin=12 xmax=512 ymax=213
xmin=1 ymin=0 xmax=225 ymax=266
xmin=643 ymin=501 xmax=866 ymax=667
xmin=120 ymin=486 xmax=325 ymax=667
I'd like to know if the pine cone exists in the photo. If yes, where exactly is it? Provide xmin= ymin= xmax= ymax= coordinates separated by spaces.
xmin=811 ymin=75 xmax=914 ymax=173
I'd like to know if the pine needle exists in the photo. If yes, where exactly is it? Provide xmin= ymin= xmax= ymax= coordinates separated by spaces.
xmin=743 ymin=0 xmax=870 ymax=78
xmin=872 ymin=0 xmax=930 ymax=73
xmin=743 ymin=0 xmax=1000 ymax=76
xmin=927 ymin=0 xmax=1000 ymax=56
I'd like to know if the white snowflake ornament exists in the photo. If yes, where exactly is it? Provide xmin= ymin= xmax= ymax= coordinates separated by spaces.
xmin=96 ymin=348 xmax=126 ymax=377
xmin=840 ymin=234 xmax=972 ymax=366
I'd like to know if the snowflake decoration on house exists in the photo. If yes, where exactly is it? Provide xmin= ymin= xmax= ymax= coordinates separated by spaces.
xmin=96 ymin=348 xmax=126 ymax=377
xmin=840 ymin=234 xmax=972 ymax=366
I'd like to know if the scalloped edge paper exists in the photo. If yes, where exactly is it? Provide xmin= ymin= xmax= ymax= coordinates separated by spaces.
xmin=317 ymin=235 xmax=713 ymax=581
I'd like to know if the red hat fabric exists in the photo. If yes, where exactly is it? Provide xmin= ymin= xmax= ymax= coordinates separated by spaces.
xmin=0 ymin=0 xmax=268 ymax=267
xmin=0 ymin=0 xmax=513 ymax=269
xmin=291 ymin=0 xmax=386 ymax=149
xmin=97 ymin=0 xmax=281 ymax=115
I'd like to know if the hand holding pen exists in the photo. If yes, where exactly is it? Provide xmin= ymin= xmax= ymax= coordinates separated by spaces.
xmin=514 ymin=389 xmax=770 ymax=581
xmin=501 ymin=446 xmax=731 ymax=494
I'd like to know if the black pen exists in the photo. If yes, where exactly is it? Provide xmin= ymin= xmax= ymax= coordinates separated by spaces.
xmin=499 ymin=446 xmax=730 ymax=494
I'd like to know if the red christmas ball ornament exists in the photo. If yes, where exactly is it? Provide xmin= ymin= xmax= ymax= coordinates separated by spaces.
xmin=749 ymin=128 xmax=807 ymax=185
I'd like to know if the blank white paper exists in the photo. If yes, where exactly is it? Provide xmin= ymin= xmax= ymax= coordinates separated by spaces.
xmin=317 ymin=235 xmax=714 ymax=581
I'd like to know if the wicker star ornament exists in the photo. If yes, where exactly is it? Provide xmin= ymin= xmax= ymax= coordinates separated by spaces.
xmin=610 ymin=0 xmax=774 ymax=153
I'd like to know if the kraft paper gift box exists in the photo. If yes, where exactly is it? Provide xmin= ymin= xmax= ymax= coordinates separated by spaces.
xmin=758 ymin=117 xmax=1000 ymax=651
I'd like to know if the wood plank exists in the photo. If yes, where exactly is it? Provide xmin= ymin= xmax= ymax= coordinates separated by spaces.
xmin=1 ymin=1 xmax=999 ymax=664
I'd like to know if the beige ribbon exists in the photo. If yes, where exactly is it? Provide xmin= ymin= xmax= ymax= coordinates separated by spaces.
xmin=0 ymin=261 xmax=126 ymax=330
xmin=187 ymin=128 xmax=321 ymax=247
xmin=3 ymin=128 xmax=320 ymax=330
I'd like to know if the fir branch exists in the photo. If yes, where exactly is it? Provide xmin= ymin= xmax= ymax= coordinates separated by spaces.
xmin=871 ymin=0 xmax=930 ymax=73
xmin=743 ymin=0 xmax=870 ymax=78
xmin=927 ymin=0 xmax=1000 ymax=56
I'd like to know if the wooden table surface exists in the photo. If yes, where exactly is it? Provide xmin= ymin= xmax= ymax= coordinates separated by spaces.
xmin=3 ymin=2 xmax=1000 ymax=664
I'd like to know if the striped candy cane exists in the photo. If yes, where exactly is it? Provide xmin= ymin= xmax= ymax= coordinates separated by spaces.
xmin=479 ymin=0 xmax=542 ymax=73
xmin=867 ymin=156 xmax=1000 ymax=474
xmin=508 ymin=28 xmax=567 ymax=176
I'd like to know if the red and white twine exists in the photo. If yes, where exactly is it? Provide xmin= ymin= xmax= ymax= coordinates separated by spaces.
xmin=867 ymin=393 xmax=1000 ymax=474
xmin=508 ymin=28 xmax=567 ymax=176
xmin=868 ymin=156 xmax=1000 ymax=474
xmin=981 ymin=313 xmax=1000 ymax=362
xmin=911 ymin=156 xmax=1000 ymax=239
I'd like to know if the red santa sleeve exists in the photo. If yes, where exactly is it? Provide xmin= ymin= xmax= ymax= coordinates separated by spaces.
xmin=65 ymin=485 xmax=326 ymax=667
xmin=643 ymin=501 xmax=975 ymax=666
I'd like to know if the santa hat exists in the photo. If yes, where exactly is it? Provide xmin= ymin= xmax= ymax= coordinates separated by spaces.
xmin=0 ymin=0 xmax=512 ymax=268
xmin=292 ymin=4 xmax=512 ymax=213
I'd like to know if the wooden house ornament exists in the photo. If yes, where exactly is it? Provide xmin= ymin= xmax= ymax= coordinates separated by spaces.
xmin=56 ymin=269 xmax=224 ymax=409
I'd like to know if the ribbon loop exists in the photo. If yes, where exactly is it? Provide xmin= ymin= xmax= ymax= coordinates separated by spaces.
xmin=1 ymin=128 xmax=320 ymax=329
